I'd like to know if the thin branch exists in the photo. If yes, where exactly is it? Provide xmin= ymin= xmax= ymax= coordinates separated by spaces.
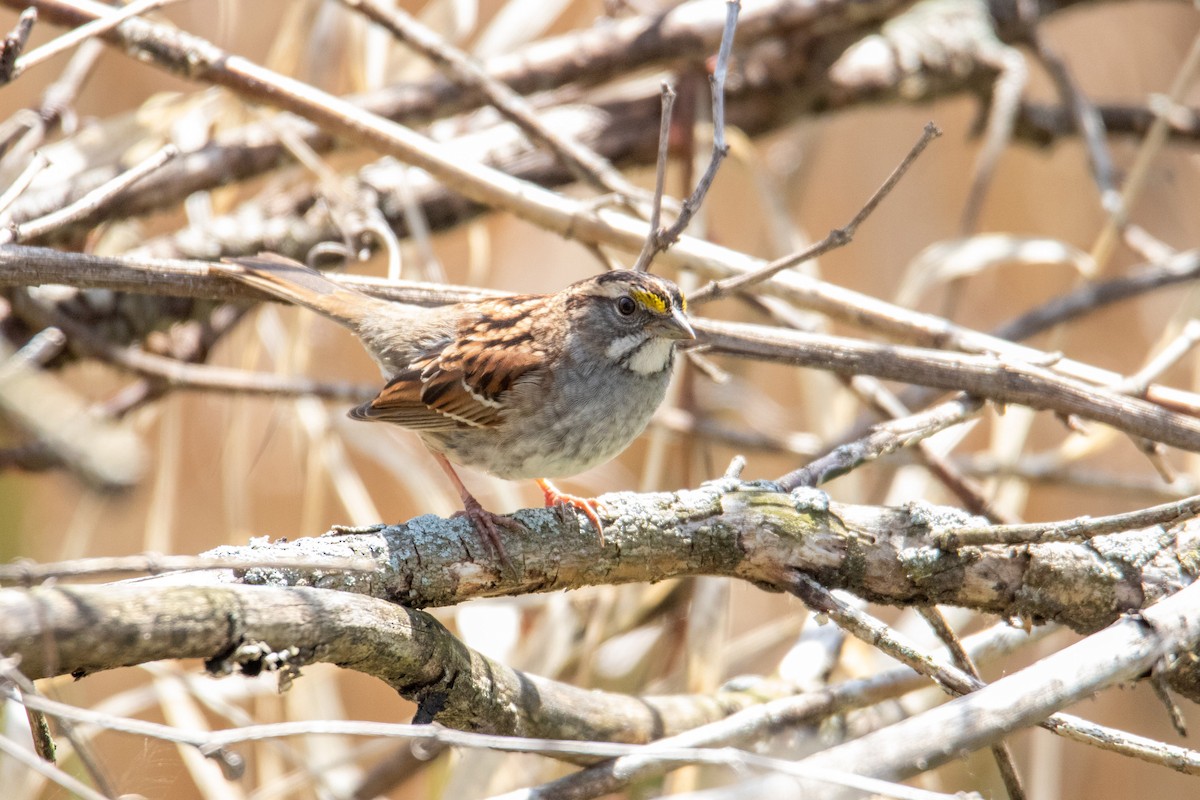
xmin=917 ymin=606 xmax=1026 ymax=800
xmin=785 ymin=575 xmax=1200 ymax=787
xmin=0 ymin=553 xmax=378 ymax=585
xmin=777 ymin=395 xmax=984 ymax=491
xmin=2 ymin=661 xmax=118 ymax=796
xmin=1090 ymin=30 xmax=1200 ymax=272
xmin=2 ymin=686 xmax=966 ymax=800
xmin=0 ymin=37 xmax=104 ymax=172
xmin=507 ymin=622 xmax=1043 ymax=800
xmin=993 ymin=249 xmax=1200 ymax=344
xmin=11 ymin=0 xmax=179 ymax=78
xmin=959 ymin=46 xmax=1027 ymax=233
xmin=691 ymin=122 xmax=942 ymax=303
xmin=840 ymin=376 xmax=1014 ymax=522
xmin=632 ymin=82 xmax=677 ymax=272
xmin=0 ymin=150 xmax=48 ymax=219
xmin=935 ymin=492 xmax=1200 ymax=549
xmin=0 ymin=730 xmax=111 ymax=800
xmin=1114 ymin=319 xmax=1200 ymax=398
xmin=632 ymin=0 xmax=741 ymax=270
xmin=0 ymin=7 xmax=36 ymax=83
xmin=0 ymin=323 xmax=145 ymax=489
xmin=1032 ymin=33 xmax=1117 ymax=201
xmin=1 ymin=143 xmax=178 ymax=243
xmin=337 ymin=0 xmax=648 ymax=207
xmin=17 ymin=295 xmax=376 ymax=401
xmin=0 ymin=326 xmax=67 ymax=373
xmin=697 ymin=318 xmax=1200 ymax=455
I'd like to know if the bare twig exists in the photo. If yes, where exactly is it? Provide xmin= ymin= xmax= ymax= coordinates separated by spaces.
xmin=1 ymin=144 xmax=178 ymax=243
xmin=14 ymin=290 xmax=377 ymax=401
xmin=1114 ymin=320 xmax=1200 ymax=398
xmin=0 ymin=553 xmax=378 ymax=584
xmin=338 ymin=0 xmax=648 ymax=208
xmin=1091 ymin=31 xmax=1200 ymax=272
xmin=0 ymin=326 xmax=67 ymax=373
xmin=2 ymin=686 xmax=966 ymax=800
xmin=934 ymin=493 xmax=1200 ymax=549
xmin=960 ymin=46 xmax=1027 ymax=233
xmin=777 ymin=395 xmax=984 ymax=491
xmin=632 ymin=82 xmax=677 ymax=272
xmin=690 ymin=122 xmax=942 ymax=303
xmin=0 ymin=8 xmax=36 ymax=84
xmin=0 ymin=151 xmax=48 ymax=219
xmin=504 ymin=622 xmax=1044 ymax=800
xmin=633 ymin=0 xmax=741 ymax=270
xmin=839 ymin=376 xmax=1014 ymax=522
xmin=1 ymin=662 xmax=118 ymax=796
xmin=0 ymin=730 xmax=110 ymax=800
xmin=0 ymin=37 xmax=104 ymax=171
xmin=697 ymin=318 xmax=1200 ymax=454
xmin=12 ymin=0 xmax=179 ymax=78
xmin=1032 ymin=34 xmax=1117 ymax=201
xmin=0 ymin=324 xmax=145 ymax=489
xmin=786 ymin=575 xmax=1200 ymax=787
xmin=917 ymin=606 xmax=1026 ymax=800
xmin=993 ymin=249 xmax=1200 ymax=344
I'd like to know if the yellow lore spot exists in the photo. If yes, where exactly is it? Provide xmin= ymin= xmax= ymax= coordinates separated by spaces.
xmin=631 ymin=289 xmax=667 ymax=314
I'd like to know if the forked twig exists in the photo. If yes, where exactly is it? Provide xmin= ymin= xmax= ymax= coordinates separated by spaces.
xmin=632 ymin=82 xmax=677 ymax=272
xmin=632 ymin=0 xmax=740 ymax=272
xmin=1 ymin=144 xmax=178 ymax=243
xmin=690 ymin=122 xmax=942 ymax=303
xmin=11 ymin=0 xmax=178 ymax=79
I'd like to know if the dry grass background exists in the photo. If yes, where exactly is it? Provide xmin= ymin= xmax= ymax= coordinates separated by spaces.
xmin=2 ymin=1 xmax=1200 ymax=798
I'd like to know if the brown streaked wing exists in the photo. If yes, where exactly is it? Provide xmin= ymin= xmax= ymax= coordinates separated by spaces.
xmin=349 ymin=297 xmax=546 ymax=431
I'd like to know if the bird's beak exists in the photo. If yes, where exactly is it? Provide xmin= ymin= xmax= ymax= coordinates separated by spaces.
xmin=656 ymin=307 xmax=696 ymax=340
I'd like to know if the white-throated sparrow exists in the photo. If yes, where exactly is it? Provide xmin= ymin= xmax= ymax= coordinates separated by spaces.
xmin=213 ymin=253 xmax=695 ymax=561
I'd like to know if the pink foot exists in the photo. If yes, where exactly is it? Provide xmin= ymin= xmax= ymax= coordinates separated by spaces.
xmin=537 ymin=479 xmax=606 ymax=544
xmin=451 ymin=495 xmax=522 ymax=568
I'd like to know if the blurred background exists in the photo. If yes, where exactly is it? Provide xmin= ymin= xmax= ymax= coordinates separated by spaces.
xmin=2 ymin=0 xmax=1200 ymax=797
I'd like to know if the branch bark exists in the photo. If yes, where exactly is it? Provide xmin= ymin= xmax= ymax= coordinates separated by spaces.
xmin=187 ymin=483 xmax=1199 ymax=636
xmin=2 ymin=482 xmax=1198 ymax=749
xmin=0 ymin=581 xmax=769 ymax=743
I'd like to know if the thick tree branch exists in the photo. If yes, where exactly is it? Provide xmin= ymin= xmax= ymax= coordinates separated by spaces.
xmin=182 ymin=483 xmax=1200 ymax=638
xmin=0 ymin=582 xmax=773 ymax=743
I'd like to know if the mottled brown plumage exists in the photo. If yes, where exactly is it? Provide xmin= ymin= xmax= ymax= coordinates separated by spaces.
xmin=213 ymin=253 xmax=694 ymax=564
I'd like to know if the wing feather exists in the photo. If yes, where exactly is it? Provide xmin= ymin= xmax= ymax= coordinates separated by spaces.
xmin=348 ymin=298 xmax=547 ymax=430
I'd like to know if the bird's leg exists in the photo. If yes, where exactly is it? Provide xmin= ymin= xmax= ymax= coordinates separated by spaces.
xmin=429 ymin=450 xmax=519 ymax=567
xmin=536 ymin=479 xmax=606 ymax=544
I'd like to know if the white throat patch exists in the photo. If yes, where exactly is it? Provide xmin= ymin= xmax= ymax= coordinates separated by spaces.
xmin=628 ymin=337 xmax=673 ymax=375
xmin=606 ymin=333 xmax=674 ymax=375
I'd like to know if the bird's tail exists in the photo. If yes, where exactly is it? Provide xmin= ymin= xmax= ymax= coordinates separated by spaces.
xmin=213 ymin=253 xmax=392 ymax=330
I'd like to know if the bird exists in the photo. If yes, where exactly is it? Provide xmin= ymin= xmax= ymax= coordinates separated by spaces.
xmin=212 ymin=253 xmax=695 ymax=563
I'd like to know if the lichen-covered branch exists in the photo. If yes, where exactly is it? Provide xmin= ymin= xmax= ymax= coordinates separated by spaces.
xmin=203 ymin=483 xmax=1198 ymax=635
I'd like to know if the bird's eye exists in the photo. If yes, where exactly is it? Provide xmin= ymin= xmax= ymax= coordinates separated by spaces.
xmin=617 ymin=296 xmax=637 ymax=316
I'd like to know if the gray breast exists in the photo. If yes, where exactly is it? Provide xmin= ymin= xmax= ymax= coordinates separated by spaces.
xmin=424 ymin=353 xmax=673 ymax=480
